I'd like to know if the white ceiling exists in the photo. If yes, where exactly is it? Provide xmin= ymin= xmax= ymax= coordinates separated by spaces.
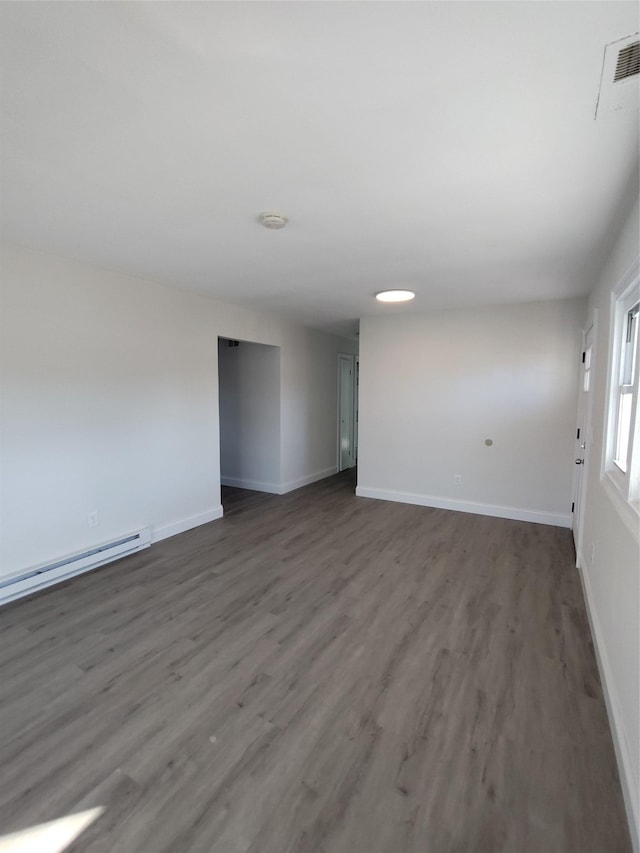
xmin=1 ymin=2 xmax=638 ymax=336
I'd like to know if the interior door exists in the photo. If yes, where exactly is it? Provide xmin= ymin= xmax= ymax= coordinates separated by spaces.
xmin=338 ymin=354 xmax=354 ymax=471
xmin=572 ymin=322 xmax=594 ymax=558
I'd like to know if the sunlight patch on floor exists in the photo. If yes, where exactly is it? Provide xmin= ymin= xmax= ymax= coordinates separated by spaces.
xmin=0 ymin=807 xmax=104 ymax=853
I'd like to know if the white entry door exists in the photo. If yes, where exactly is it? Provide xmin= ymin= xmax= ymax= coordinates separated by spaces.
xmin=338 ymin=354 xmax=355 ymax=471
xmin=572 ymin=322 xmax=595 ymax=558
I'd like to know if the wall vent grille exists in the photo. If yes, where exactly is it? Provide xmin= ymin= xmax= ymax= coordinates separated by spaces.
xmin=614 ymin=41 xmax=640 ymax=82
xmin=595 ymin=33 xmax=640 ymax=118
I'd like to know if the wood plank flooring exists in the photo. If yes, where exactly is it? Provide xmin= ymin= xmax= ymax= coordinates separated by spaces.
xmin=221 ymin=484 xmax=273 ymax=515
xmin=0 ymin=472 xmax=631 ymax=852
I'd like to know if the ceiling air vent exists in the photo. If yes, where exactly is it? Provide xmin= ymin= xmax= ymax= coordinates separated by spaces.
xmin=595 ymin=33 xmax=640 ymax=118
xmin=613 ymin=41 xmax=639 ymax=82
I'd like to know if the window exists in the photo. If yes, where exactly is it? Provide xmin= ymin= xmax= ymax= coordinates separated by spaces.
xmin=613 ymin=298 xmax=638 ymax=473
xmin=605 ymin=265 xmax=640 ymax=509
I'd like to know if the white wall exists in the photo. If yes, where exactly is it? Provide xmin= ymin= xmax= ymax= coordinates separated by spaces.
xmin=280 ymin=330 xmax=357 ymax=490
xmin=579 ymin=195 xmax=639 ymax=851
xmin=0 ymin=245 xmax=356 ymax=578
xmin=218 ymin=339 xmax=281 ymax=491
xmin=357 ymin=298 xmax=585 ymax=526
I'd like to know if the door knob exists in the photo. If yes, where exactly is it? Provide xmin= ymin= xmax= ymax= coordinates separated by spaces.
xmin=575 ymin=458 xmax=584 ymax=465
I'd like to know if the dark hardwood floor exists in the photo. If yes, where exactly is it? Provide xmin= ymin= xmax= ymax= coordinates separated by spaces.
xmin=221 ymin=484 xmax=273 ymax=515
xmin=0 ymin=472 xmax=631 ymax=852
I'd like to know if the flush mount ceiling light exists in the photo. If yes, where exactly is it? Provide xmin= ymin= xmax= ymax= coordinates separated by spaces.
xmin=259 ymin=212 xmax=288 ymax=230
xmin=375 ymin=289 xmax=416 ymax=303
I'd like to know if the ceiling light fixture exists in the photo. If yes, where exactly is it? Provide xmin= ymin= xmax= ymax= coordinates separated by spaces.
xmin=375 ymin=289 xmax=415 ymax=303
xmin=259 ymin=212 xmax=288 ymax=230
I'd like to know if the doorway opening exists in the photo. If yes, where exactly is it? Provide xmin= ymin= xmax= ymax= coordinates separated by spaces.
xmin=338 ymin=353 xmax=358 ymax=473
xmin=218 ymin=337 xmax=281 ymax=512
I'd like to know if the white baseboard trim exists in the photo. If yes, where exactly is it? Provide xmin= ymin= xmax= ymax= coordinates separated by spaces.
xmin=151 ymin=506 xmax=224 ymax=544
xmin=354 ymin=486 xmax=571 ymax=528
xmin=279 ymin=466 xmax=338 ymax=495
xmin=221 ymin=476 xmax=280 ymax=494
xmin=577 ymin=556 xmax=639 ymax=853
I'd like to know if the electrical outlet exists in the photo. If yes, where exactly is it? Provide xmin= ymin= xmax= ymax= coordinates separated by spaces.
xmin=454 ymin=474 xmax=463 ymax=485
xmin=88 ymin=511 xmax=99 ymax=528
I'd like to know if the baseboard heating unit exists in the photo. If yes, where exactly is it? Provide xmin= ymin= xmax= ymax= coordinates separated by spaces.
xmin=0 ymin=529 xmax=151 ymax=606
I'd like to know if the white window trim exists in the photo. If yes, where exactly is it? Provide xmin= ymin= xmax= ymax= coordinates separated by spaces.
xmin=601 ymin=473 xmax=640 ymax=542
xmin=602 ymin=257 xmax=640 ymax=521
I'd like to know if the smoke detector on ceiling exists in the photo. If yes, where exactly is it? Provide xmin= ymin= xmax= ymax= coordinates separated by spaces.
xmin=259 ymin=212 xmax=288 ymax=230
xmin=595 ymin=33 xmax=639 ymax=118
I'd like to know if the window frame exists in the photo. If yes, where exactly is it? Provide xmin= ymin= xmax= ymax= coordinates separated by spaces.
xmin=612 ymin=295 xmax=639 ymax=473
xmin=603 ymin=259 xmax=640 ymax=513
